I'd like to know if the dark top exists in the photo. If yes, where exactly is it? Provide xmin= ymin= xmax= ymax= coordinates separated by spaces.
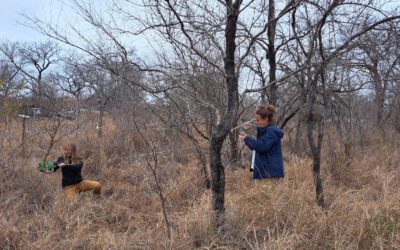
xmin=244 ymin=125 xmax=284 ymax=179
xmin=53 ymin=156 xmax=83 ymax=188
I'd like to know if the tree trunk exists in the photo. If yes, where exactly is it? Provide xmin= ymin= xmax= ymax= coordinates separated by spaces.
xmin=210 ymin=136 xmax=226 ymax=217
xmin=209 ymin=0 xmax=241 ymax=222
xmin=306 ymin=70 xmax=326 ymax=208
xmin=36 ymin=72 xmax=43 ymax=110
xmin=268 ymin=0 xmax=278 ymax=105
xmin=206 ymin=109 xmax=215 ymax=139
xmin=306 ymin=107 xmax=325 ymax=208
xmin=395 ymin=100 xmax=400 ymax=133
xmin=260 ymin=78 xmax=267 ymax=104
xmin=373 ymin=73 xmax=385 ymax=128
xmin=194 ymin=139 xmax=210 ymax=188
xmin=293 ymin=120 xmax=302 ymax=154
xmin=21 ymin=117 xmax=27 ymax=157
xmin=97 ymin=104 xmax=105 ymax=138
xmin=228 ymin=130 xmax=239 ymax=163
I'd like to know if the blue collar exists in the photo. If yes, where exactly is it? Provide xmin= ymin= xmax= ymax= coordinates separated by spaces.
xmin=257 ymin=124 xmax=272 ymax=134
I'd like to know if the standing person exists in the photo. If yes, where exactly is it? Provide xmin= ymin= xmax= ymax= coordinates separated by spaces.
xmin=240 ymin=105 xmax=284 ymax=180
xmin=35 ymin=143 xmax=101 ymax=201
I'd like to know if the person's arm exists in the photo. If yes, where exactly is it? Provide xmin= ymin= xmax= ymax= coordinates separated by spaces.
xmin=63 ymin=160 xmax=83 ymax=172
xmin=240 ymin=131 xmax=254 ymax=150
xmin=52 ymin=157 xmax=62 ymax=172
xmin=244 ymin=140 xmax=254 ymax=150
xmin=244 ymin=131 xmax=278 ymax=153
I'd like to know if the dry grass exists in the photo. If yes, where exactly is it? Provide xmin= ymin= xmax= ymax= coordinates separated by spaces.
xmin=1 ymin=118 xmax=399 ymax=249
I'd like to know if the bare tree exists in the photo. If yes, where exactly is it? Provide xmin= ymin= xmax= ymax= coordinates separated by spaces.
xmin=133 ymin=121 xmax=172 ymax=241
xmin=354 ymin=22 xmax=400 ymax=130
xmin=143 ymin=0 xmax=301 ymax=222
xmin=0 ymin=61 xmax=20 ymax=118
xmin=0 ymin=41 xmax=59 ymax=111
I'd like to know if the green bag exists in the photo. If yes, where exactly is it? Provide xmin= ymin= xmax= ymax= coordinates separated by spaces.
xmin=38 ymin=160 xmax=55 ymax=174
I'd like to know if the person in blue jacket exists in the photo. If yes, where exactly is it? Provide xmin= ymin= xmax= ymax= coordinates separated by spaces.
xmin=240 ymin=105 xmax=284 ymax=179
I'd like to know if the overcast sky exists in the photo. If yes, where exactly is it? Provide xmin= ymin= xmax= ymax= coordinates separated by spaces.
xmin=0 ymin=0 xmax=58 ymax=41
xmin=2 ymin=0 xmax=397 ymax=41
xmin=0 ymin=0 xmax=158 ymax=61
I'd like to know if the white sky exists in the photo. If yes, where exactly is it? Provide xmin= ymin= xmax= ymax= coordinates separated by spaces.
xmin=0 ymin=0 xmax=156 ymax=60
xmin=1 ymin=0 xmax=398 ymax=48
xmin=0 ymin=0 xmax=57 ymax=41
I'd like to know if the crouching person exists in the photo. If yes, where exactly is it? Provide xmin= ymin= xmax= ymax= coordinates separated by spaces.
xmin=35 ymin=143 xmax=101 ymax=201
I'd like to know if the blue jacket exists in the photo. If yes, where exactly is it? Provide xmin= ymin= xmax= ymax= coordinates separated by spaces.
xmin=244 ymin=125 xmax=284 ymax=179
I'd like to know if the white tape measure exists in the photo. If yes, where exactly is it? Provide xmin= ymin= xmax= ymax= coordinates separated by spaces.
xmin=251 ymin=150 xmax=255 ymax=170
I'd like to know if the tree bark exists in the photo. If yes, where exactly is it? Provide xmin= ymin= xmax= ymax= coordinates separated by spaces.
xmin=228 ymin=130 xmax=239 ymax=163
xmin=306 ymin=87 xmax=325 ymax=208
xmin=97 ymin=103 xmax=105 ymax=138
xmin=193 ymin=139 xmax=210 ymax=189
xmin=21 ymin=117 xmax=27 ymax=157
xmin=209 ymin=0 xmax=241 ymax=222
xmin=268 ymin=0 xmax=278 ymax=105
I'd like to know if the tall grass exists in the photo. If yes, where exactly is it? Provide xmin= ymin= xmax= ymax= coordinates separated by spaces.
xmin=0 ymin=118 xmax=399 ymax=249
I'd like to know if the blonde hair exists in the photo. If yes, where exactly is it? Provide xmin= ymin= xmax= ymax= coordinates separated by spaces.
xmin=63 ymin=143 xmax=81 ymax=163
xmin=255 ymin=104 xmax=276 ymax=124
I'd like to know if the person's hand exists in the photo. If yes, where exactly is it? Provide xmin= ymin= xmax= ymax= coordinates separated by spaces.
xmin=59 ymin=163 xmax=65 ymax=167
xmin=239 ymin=131 xmax=247 ymax=139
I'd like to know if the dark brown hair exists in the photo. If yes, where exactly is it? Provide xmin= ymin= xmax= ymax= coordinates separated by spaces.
xmin=63 ymin=143 xmax=81 ymax=164
xmin=255 ymin=104 xmax=276 ymax=124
